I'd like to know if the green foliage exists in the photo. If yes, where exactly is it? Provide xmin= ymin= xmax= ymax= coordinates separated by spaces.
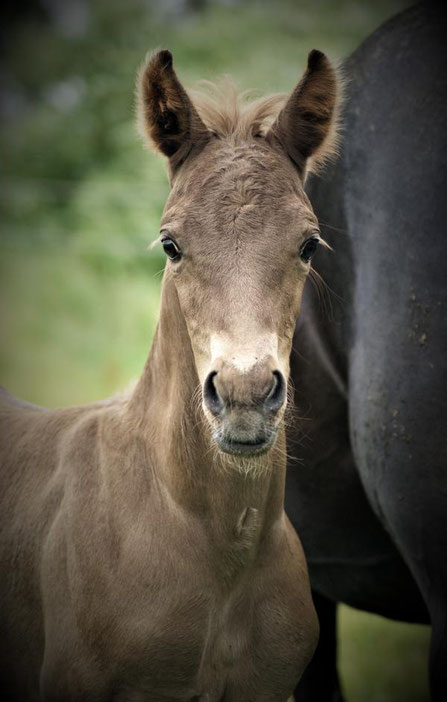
xmin=339 ymin=606 xmax=430 ymax=701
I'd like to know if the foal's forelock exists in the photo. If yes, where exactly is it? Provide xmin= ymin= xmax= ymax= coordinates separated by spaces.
xmin=189 ymin=79 xmax=342 ymax=177
xmin=190 ymin=81 xmax=287 ymax=139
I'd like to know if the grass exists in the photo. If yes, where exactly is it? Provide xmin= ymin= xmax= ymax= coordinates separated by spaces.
xmin=0 ymin=248 xmax=160 ymax=406
xmin=0 ymin=1 xmax=431 ymax=699
xmin=339 ymin=606 xmax=430 ymax=702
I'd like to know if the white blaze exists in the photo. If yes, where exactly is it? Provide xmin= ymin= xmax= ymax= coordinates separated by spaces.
xmin=209 ymin=333 xmax=281 ymax=373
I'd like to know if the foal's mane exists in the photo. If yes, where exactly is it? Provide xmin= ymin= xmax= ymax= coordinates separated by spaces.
xmin=190 ymin=79 xmax=286 ymax=139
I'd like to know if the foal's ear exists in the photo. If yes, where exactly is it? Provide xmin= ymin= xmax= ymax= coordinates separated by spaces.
xmin=137 ymin=49 xmax=210 ymax=170
xmin=266 ymin=50 xmax=341 ymax=176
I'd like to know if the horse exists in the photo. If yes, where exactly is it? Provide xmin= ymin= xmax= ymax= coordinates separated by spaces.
xmin=286 ymin=5 xmax=447 ymax=701
xmin=0 ymin=47 xmax=343 ymax=701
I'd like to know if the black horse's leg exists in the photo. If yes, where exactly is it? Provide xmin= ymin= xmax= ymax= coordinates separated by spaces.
xmin=294 ymin=590 xmax=344 ymax=702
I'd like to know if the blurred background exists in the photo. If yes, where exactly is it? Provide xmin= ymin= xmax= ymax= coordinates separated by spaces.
xmin=0 ymin=1 xmax=430 ymax=699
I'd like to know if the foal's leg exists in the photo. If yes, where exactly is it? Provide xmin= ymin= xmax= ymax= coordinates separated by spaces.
xmin=293 ymin=591 xmax=344 ymax=702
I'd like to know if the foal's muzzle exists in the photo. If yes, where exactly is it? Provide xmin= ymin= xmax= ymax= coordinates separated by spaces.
xmin=203 ymin=360 xmax=286 ymax=456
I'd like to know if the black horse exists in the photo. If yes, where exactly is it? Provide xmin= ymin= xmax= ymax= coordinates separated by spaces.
xmin=287 ymin=4 xmax=447 ymax=701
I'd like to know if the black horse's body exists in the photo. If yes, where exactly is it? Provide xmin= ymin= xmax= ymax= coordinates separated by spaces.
xmin=287 ymin=5 xmax=447 ymax=700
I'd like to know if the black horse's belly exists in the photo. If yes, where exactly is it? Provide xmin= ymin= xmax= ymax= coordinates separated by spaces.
xmin=285 ymin=338 xmax=428 ymax=623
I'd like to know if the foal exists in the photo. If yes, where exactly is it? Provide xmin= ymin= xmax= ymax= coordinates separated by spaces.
xmin=0 ymin=49 xmax=340 ymax=701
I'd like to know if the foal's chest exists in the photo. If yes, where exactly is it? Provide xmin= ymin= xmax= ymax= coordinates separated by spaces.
xmin=108 ymin=578 xmax=306 ymax=702
xmin=64 ymin=496 xmax=316 ymax=701
xmin=99 ymin=526 xmax=315 ymax=702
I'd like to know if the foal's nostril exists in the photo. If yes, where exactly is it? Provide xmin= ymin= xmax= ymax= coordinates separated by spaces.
xmin=203 ymin=371 xmax=224 ymax=416
xmin=264 ymin=370 xmax=286 ymax=413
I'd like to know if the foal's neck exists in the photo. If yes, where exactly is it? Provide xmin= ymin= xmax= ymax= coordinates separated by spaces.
xmin=129 ymin=273 xmax=286 ymax=535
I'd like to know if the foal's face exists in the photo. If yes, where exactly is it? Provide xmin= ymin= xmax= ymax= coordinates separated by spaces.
xmin=160 ymin=139 xmax=321 ymax=455
xmin=138 ymin=49 xmax=339 ymax=457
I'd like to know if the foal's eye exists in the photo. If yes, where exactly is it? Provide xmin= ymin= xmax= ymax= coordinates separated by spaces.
xmin=161 ymin=237 xmax=182 ymax=262
xmin=300 ymin=236 xmax=320 ymax=263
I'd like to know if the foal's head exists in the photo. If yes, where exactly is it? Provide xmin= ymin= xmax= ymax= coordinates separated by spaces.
xmin=138 ymin=50 xmax=340 ymax=458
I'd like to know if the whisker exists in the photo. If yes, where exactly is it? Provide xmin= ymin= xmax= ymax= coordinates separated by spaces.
xmin=152 ymin=267 xmax=165 ymax=279
xmin=318 ymin=218 xmax=348 ymax=235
